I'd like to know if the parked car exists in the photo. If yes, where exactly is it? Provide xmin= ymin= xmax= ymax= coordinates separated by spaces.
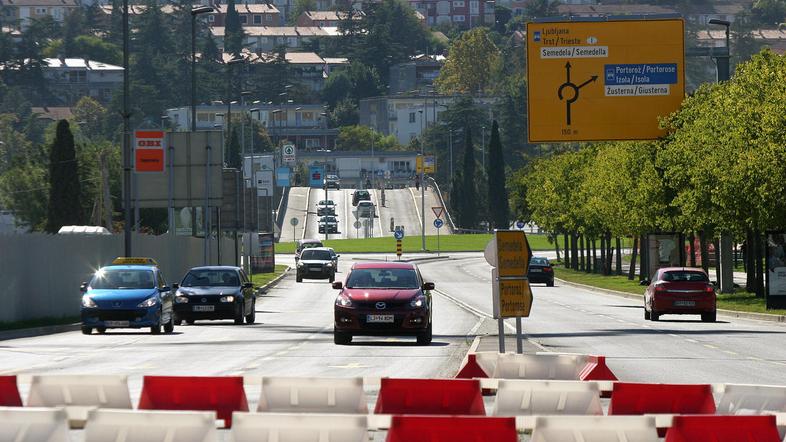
xmin=357 ymin=200 xmax=375 ymax=218
xmin=528 ymin=257 xmax=554 ymax=287
xmin=173 ymin=266 xmax=256 ymax=325
xmin=295 ymin=239 xmax=323 ymax=262
xmin=643 ymin=267 xmax=716 ymax=322
xmin=352 ymin=190 xmax=371 ymax=206
xmin=296 ymin=247 xmax=336 ymax=283
xmin=333 ymin=262 xmax=434 ymax=345
xmin=319 ymin=216 xmax=339 ymax=234
xmin=317 ymin=200 xmax=336 ymax=216
xmin=324 ymin=175 xmax=340 ymax=189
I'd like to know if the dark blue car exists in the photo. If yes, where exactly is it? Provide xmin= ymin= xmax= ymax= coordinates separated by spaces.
xmin=80 ymin=258 xmax=175 ymax=335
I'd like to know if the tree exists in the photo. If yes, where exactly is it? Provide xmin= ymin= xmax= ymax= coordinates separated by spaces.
xmin=329 ymin=98 xmax=359 ymax=127
xmin=486 ymin=121 xmax=509 ymax=229
xmin=225 ymin=0 xmax=244 ymax=55
xmin=290 ymin=0 xmax=316 ymax=23
xmin=751 ymin=0 xmax=786 ymax=25
xmin=435 ymin=28 xmax=500 ymax=95
xmin=459 ymin=127 xmax=477 ymax=229
xmin=335 ymin=125 xmax=400 ymax=151
xmin=524 ymin=0 xmax=560 ymax=19
xmin=46 ymin=120 xmax=83 ymax=232
xmin=226 ymin=128 xmax=241 ymax=169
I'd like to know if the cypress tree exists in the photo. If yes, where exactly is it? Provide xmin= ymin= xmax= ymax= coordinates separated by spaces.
xmin=449 ymin=170 xmax=463 ymax=226
xmin=225 ymin=0 xmax=244 ymax=56
xmin=459 ymin=127 xmax=477 ymax=229
xmin=46 ymin=120 xmax=82 ymax=232
xmin=227 ymin=127 xmax=241 ymax=169
xmin=486 ymin=120 xmax=509 ymax=229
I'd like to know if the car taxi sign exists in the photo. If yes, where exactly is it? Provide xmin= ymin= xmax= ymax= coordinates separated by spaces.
xmin=111 ymin=257 xmax=159 ymax=266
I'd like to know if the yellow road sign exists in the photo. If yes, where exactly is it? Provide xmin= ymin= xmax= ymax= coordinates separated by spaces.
xmin=495 ymin=231 xmax=532 ymax=277
xmin=526 ymin=19 xmax=685 ymax=142
xmin=416 ymin=155 xmax=436 ymax=174
xmin=492 ymin=271 xmax=534 ymax=318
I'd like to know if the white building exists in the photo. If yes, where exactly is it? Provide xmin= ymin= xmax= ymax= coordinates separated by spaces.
xmin=0 ymin=0 xmax=79 ymax=29
xmin=41 ymin=58 xmax=123 ymax=106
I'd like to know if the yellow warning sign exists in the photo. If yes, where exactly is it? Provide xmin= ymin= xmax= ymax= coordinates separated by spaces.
xmin=526 ymin=19 xmax=685 ymax=142
xmin=495 ymin=231 xmax=531 ymax=277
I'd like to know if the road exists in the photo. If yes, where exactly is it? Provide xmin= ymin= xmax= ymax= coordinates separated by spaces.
xmin=305 ymin=188 xmax=384 ymax=240
xmin=278 ymin=187 xmax=310 ymax=242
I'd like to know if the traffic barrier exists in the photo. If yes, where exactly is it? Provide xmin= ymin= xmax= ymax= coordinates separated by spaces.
xmin=373 ymin=378 xmax=485 ymax=415
xmin=608 ymin=382 xmax=717 ymax=415
xmin=0 ymin=375 xmax=22 ymax=406
xmin=231 ymin=412 xmax=368 ymax=442
xmin=26 ymin=375 xmax=132 ymax=427
xmin=257 ymin=377 xmax=367 ymax=414
xmin=137 ymin=376 xmax=248 ymax=428
xmin=84 ymin=409 xmax=217 ymax=442
xmin=664 ymin=415 xmax=781 ymax=442
xmin=455 ymin=352 xmax=500 ymax=379
xmin=578 ymin=355 xmax=618 ymax=381
xmin=492 ymin=353 xmax=590 ymax=381
xmin=0 ymin=407 xmax=69 ymax=442
xmin=716 ymin=383 xmax=786 ymax=414
xmin=493 ymin=380 xmax=603 ymax=416
xmin=385 ymin=415 xmax=518 ymax=442
xmin=530 ymin=416 xmax=659 ymax=442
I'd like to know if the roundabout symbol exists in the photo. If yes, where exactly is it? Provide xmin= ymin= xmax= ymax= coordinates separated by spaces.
xmin=557 ymin=62 xmax=597 ymax=126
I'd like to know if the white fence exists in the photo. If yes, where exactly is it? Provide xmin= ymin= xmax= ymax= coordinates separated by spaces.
xmin=0 ymin=233 xmax=236 ymax=323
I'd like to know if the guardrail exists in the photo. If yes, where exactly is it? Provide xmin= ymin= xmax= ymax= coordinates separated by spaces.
xmin=427 ymin=176 xmax=456 ymax=233
xmin=273 ymin=186 xmax=289 ymax=241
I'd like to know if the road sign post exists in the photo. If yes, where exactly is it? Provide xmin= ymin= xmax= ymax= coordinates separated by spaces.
xmin=433 ymin=218 xmax=444 ymax=256
xmin=290 ymin=217 xmax=299 ymax=243
xmin=394 ymin=228 xmax=405 ymax=260
xmin=484 ymin=230 xmax=533 ymax=353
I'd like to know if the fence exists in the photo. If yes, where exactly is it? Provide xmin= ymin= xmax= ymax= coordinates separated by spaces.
xmin=0 ymin=233 xmax=236 ymax=323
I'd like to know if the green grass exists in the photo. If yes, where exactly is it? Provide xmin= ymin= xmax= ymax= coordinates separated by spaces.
xmin=250 ymin=265 xmax=289 ymax=287
xmin=275 ymin=233 xmax=562 ymax=254
xmin=0 ymin=316 xmax=80 ymax=332
xmin=554 ymin=267 xmax=786 ymax=316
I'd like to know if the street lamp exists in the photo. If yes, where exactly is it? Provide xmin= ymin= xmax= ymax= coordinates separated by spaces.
xmin=191 ymin=6 xmax=214 ymax=132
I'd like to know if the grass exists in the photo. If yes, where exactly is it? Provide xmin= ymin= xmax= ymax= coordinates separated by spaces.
xmin=275 ymin=233 xmax=563 ymax=254
xmin=554 ymin=267 xmax=786 ymax=316
xmin=0 ymin=316 xmax=80 ymax=332
xmin=250 ymin=265 xmax=289 ymax=287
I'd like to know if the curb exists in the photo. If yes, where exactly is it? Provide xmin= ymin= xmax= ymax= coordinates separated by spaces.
xmin=350 ymin=256 xmax=451 ymax=263
xmin=0 ymin=323 xmax=81 ymax=341
xmin=257 ymin=266 xmax=291 ymax=295
xmin=555 ymin=277 xmax=786 ymax=324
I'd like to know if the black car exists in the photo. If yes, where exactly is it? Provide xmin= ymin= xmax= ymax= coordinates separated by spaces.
xmin=318 ymin=216 xmax=339 ymax=234
xmin=352 ymin=190 xmax=371 ymax=206
xmin=528 ymin=257 xmax=554 ymax=286
xmin=173 ymin=266 xmax=256 ymax=325
xmin=324 ymin=175 xmax=341 ymax=189
xmin=296 ymin=247 xmax=336 ymax=283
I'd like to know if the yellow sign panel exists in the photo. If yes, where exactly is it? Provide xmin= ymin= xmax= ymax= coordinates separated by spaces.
xmin=497 ymin=279 xmax=533 ymax=318
xmin=526 ymin=19 xmax=685 ymax=142
xmin=111 ymin=257 xmax=158 ymax=266
xmin=496 ymin=231 xmax=531 ymax=277
xmin=416 ymin=155 xmax=436 ymax=174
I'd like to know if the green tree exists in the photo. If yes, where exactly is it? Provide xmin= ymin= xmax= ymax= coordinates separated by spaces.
xmin=329 ymin=98 xmax=359 ymax=127
xmin=226 ymin=128 xmax=241 ymax=169
xmin=225 ymin=0 xmax=244 ymax=55
xmin=290 ymin=0 xmax=316 ymax=23
xmin=335 ymin=125 xmax=400 ymax=150
xmin=435 ymin=27 xmax=500 ymax=95
xmin=525 ymin=0 xmax=560 ymax=19
xmin=459 ymin=127 xmax=477 ymax=229
xmin=486 ymin=121 xmax=509 ymax=229
xmin=46 ymin=120 xmax=83 ymax=232
xmin=751 ymin=0 xmax=786 ymax=25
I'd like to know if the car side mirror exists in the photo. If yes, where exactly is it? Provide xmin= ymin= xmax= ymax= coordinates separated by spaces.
xmin=336 ymin=254 xmax=341 ymax=258
xmin=332 ymin=281 xmax=343 ymax=290
xmin=172 ymin=283 xmax=179 ymax=290
xmin=422 ymin=282 xmax=435 ymax=291
xmin=80 ymin=282 xmax=88 ymax=293
xmin=160 ymin=286 xmax=171 ymax=292
xmin=639 ymin=279 xmax=650 ymax=286
xmin=243 ymin=282 xmax=254 ymax=289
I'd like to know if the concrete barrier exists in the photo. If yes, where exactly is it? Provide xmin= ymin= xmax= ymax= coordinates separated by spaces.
xmin=257 ymin=377 xmax=367 ymax=414
xmin=84 ymin=409 xmax=217 ymax=442
xmin=231 ymin=413 xmax=368 ymax=442
xmin=493 ymin=380 xmax=603 ymax=416
xmin=0 ymin=407 xmax=69 ymax=442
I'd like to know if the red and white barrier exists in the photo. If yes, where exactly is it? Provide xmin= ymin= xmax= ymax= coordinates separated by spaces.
xmin=455 ymin=352 xmax=618 ymax=383
xmin=717 ymin=384 xmax=786 ymax=415
xmin=530 ymin=415 xmax=659 ymax=442
xmin=84 ymin=409 xmax=217 ymax=442
xmin=385 ymin=415 xmax=518 ymax=442
xmin=493 ymin=380 xmax=603 ymax=416
xmin=0 ymin=407 xmax=69 ymax=442
xmin=609 ymin=382 xmax=716 ymax=415
xmin=374 ymin=378 xmax=485 ymax=415
xmin=26 ymin=375 xmax=132 ymax=428
xmin=257 ymin=377 xmax=367 ymax=414
xmin=0 ymin=375 xmax=22 ymax=407
xmin=231 ymin=413 xmax=368 ymax=442
xmin=664 ymin=415 xmax=781 ymax=442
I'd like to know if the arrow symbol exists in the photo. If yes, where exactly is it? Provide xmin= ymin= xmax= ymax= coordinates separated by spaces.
xmin=565 ymin=62 xmax=572 ymax=83
xmin=577 ymin=75 xmax=598 ymax=89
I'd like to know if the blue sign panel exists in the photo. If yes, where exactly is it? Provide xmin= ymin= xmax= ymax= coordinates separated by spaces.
xmin=604 ymin=64 xmax=678 ymax=86
xmin=276 ymin=167 xmax=291 ymax=187
xmin=516 ymin=220 xmax=526 ymax=229
xmin=433 ymin=219 xmax=444 ymax=229
xmin=308 ymin=166 xmax=324 ymax=188
xmin=393 ymin=229 xmax=405 ymax=240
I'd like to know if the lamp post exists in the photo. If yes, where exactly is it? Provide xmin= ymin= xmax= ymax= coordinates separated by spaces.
xmin=190 ymin=6 xmax=213 ymax=133
xmin=417 ymin=108 xmax=425 ymax=251
xmin=122 ymin=0 xmax=131 ymax=256
xmin=249 ymin=107 xmax=262 ymax=276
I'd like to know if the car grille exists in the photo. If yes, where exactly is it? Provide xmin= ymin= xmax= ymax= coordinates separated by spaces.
xmin=97 ymin=310 xmax=146 ymax=321
xmin=353 ymin=300 xmax=409 ymax=309
xmin=308 ymin=264 xmax=325 ymax=271
xmin=186 ymin=294 xmax=223 ymax=303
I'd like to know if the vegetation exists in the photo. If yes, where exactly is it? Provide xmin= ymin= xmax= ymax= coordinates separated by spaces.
xmin=46 ymin=120 xmax=82 ymax=233
xmin=250 ymin=264 xmax=290 ymax=287
xmin=277 ymin=233 xmax=558 ymax=253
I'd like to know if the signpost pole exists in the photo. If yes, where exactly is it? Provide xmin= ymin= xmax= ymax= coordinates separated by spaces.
xmin=515 ymin=317 xmax=523 ymax=354
xmin=437 ymin=225 xmax=440 ymax=256
xmin=497 ymin=319 xmax=505 ymax=353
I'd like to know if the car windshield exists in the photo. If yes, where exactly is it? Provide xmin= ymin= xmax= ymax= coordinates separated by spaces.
xmin=321 ymin=217 xmax=337 ymax=222
xmin=346 ymin=268 xmax=419 ymax=289
xmin=319 ymin=200 xmax=334 ymax=205
xmin=301 ymin=250 xmax=332 ymax=260
xmin=661 ymin=271 xmax=709 ymax=282
xmin=181 ymin=269 xmax=240 ymax=287
xmin=530 ymin=257 xmax=549 ymax=266
xmin=90 ymin=268 xmax=156 ymax=290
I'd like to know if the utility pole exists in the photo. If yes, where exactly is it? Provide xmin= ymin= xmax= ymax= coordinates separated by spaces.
xmin=122 ymin=0 xmax=132 ymax=257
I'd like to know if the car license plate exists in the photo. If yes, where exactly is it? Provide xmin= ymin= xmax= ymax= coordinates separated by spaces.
xmin=530 ymin=268 xmax=542 ymax=272
xmin=310 ymin=268 xmax=322 ymax=272
xmin=367 ymin=315 xmax=394 ymax=323
xmin=104 ymin=320 xmax=129 ymax=327
xmin=193 ymin=305 xmax=215 ymax=312
xmin=674 ymin=300 xmax=696 ymax=307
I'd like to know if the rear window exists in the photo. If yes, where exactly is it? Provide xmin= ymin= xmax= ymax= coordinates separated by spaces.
xmin=356 ymin=191 xmax=369 ymax=197
xmin=530 ymin=257 xmax=549 ymax=266
xmin=301 ymin=250 xmax=332 ymax=260
xmin=319 ymin=200 xmax=334 ymax=205
xmin=299 ymin=241 xmax=323 ymax=251
xmin=661 ymin=271 xmax=709 ymax=282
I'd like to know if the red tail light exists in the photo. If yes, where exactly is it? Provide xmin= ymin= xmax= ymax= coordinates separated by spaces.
xmin=655 ymin=285 xmax=667 ymax=293
xmin=543 ymin=267 xmax=553 ymax=273
xmin=705 ymin=285 xmax=715 ymax=294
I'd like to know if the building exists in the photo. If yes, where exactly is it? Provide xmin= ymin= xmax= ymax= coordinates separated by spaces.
xmin=221 ymin=51 xmax=348 ymax=94
xmin=408 ymin=0 xmax=495 ymax=28
xmin=210 ymin=26 xmax=337 ymax=52
xmin=166 ymin=104 xmax=338 ymax=151
xmin=295 ymin=10 xmax=359 ymax=27
xmin=697 ymin=28 xmax=786 ymax=54
xmin=388 ymin=54 xmax=444 ymax=95
xmin=211 ymin=3 xmax=281 ymax=27
xmin=40 ymin=58 xmax=123 ymax=106
xmin=297 ymin=150 xmax=419 ymax=182
xmin=555 ymin=3 xmax=678 ymax=18
xmin=0 ymin=0 xmax=79 ymax=29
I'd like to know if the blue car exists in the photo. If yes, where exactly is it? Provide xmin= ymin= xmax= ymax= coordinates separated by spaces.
xmin=80 ymin=257 xmax=175 ymax=335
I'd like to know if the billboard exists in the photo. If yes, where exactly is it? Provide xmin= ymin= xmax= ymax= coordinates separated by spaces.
xmin=767 ymin=232 xmax=786 ymax=308
xmin=276 ymin=167 xmax=291 ymax=187
xmin=243 ymin=155 xmax=274 ymax=182
xmin=255 ymin=170 xmax=274 ymax=197
xmin=134 ymin=130 xmax=165 ymax=173
xmin=308 ymin=166 xmax=325 ymax=187
xmin=526 ymin=19 xmax=685 ymax=142
xmin=416 ymin=155 xmax=436 ymax=174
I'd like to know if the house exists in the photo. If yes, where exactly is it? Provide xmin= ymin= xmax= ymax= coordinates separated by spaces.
xmin=210 ymin=26 xmax=335 ymax=52
xmin=0 ymin=0 xmax=79 ymax=29
xmin=408 ymin=0 xmax=495 ymax=28
xmin=389 ymin=54 xmax=444 ymax=95
xmin=295 ymin=10 xmax=359 ymax=27
xmin=697 ymin=28 xmax=786 ymax=54
xmin=211 ymin=3 xmax=281 ymax=27
xmin=555 ymin=3 xmax=678 ymax=18
xmin=40 ymin=58 xmax=123 ymax=106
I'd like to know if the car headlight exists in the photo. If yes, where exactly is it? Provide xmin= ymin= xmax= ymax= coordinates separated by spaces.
xmin=410 ymin=295 xmax=426 ymax=308
xmin=326 ymin=263 xmax=333 ymax=267
xmin=336 ymin=294 xmax=352 ymax=307
xmin=297 ymin=262 xmax=304 ymax=267
xmin=175 ymin=296 xmax=189 ymax=304
xmin=81 ymin=296 xmax=97 ymax=308
xmin=137 ymin=297 xmax=158 ymax=308
xmin=220 ymin=295 xmax=235 ymax=303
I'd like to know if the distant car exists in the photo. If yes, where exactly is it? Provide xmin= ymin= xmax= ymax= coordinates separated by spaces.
xmin=327 ymin=248 xmax=340 ymax=268
xmin=333 ymin=262 xmax=434 ymax=345
xmin=317 ymin=199 xmax=336 ymax=216
xmin=318 ymin=215 xmax=339 ymax=234
xmin=643 ymin=267 xmax=716 ymax=322
xmin=79 ymin=257 xmax=175 ymax=335
xmin=296 ymin=247 xmax=336 ymax=283
xmin=528 ymin=257 xmax=554 ymax=287
xmin=295 ymin=239 xmax=324 ymax=262
xmin=357 ymin=200 xmax=375 ymax=218
xmin=324 ymin=175 xmax=340 ymax=189
xmin=173 ymin=266 xmax=256 ymax=325
xmin=352 ymin=189 xmax=371 ymax=206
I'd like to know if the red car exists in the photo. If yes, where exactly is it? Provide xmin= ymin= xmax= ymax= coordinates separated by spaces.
xmin=333 ymin=262 xmax=434 ymax=345
xmin=643 ymin=267 xmax=716 ymax=322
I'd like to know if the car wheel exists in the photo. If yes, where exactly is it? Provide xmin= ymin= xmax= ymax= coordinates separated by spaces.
xmin=96 ymin=327 xmax=106 ymax=334
xmin=701 ymin=311 xmax=717 ymax=323
xmin=296 ymin=274 xmax=303 ymax=283
xmin=650 ymin=311 xmax=660 ymax=321
xmin=546 ymin=280 xmax=554 ymax=287
xmin=174 ymin=317 xmax=182 ymax=326
xmin=245 ymin=300 xmax=256 ymax=324
xmin=151 ymin=324 xmax=161 ymax=334
xmin=81 ymin=327 xmax=92 ymax=335
xmin=417 ymin=322 xmax=433 ymax=346
xmin=644 ymin=308 xmax=651 ymax=320
xmin=186 ymin=319 xmax=196 ymax=325
xmin=334 ymin=331 xmax=352 ymax=345
xmin=234 ymin=303 xmax=245 ymax=325
xmin=329 ymin=273 xmax=335 ymax=283
xmin=163 ymin=313 xmax=175 ymax=333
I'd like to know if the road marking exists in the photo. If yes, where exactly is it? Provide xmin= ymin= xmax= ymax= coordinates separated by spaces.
xmin=328 ymin=362 xmax=372 ymax=369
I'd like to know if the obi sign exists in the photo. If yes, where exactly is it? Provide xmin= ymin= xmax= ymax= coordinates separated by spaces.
xmin=526 ymin=19 xmax=685 ymax=142
xmin=134 ymin=130 xmax=165 ymax=173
